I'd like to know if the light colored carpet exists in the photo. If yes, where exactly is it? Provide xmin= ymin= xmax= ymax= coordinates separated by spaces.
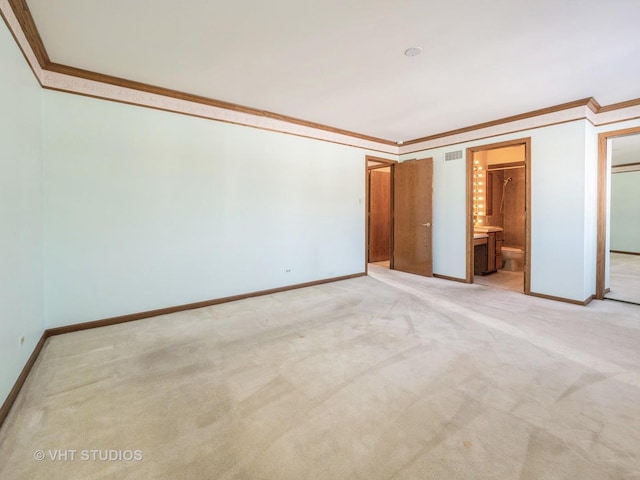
xmin=1 ymin=266 xmax=639 ymax=479
xmin=607 ymin=252 xmax=640 ymax=304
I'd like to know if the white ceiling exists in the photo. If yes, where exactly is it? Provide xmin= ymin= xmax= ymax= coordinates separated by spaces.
xmin=26 ymin=0 xmax=640 ymax=142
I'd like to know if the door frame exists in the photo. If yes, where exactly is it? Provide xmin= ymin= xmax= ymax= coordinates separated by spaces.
xmin=465 ymin=137 xmax=532 ymax=294
xmin=365 ymin=155 xmax=397 ymax=274
xmin=595 ymin=126 xmax=640 ymax=299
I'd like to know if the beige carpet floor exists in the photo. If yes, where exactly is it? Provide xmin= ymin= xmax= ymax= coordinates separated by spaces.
xmin=1 ymin=266 xmax=639 ymax=479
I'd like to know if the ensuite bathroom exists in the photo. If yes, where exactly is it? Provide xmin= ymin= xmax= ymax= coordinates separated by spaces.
xmin=472 ymin=145 xmax=526 ymax=292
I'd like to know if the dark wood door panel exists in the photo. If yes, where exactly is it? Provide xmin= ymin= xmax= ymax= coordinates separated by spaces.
xmin=368 ymin=169 xmax=391 ymax=262
xmin=393 ymin=158 xmax=433 ymax=277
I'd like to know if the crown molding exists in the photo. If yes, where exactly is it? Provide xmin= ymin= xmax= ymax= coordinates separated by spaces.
xmin=402 ymin=98 xmax=596 ymax=148
xmin=2 ymin=0 xmax=640 ymax=156
xmin=6 ymin=0 xmax=47 ymax=66
xmin=1 ymin=0 xmax=399 ymax=154
xmin=399 ymin=98 xmax=640 ymax=155
xmin=44 ymin=62 xmax=397 ymax=149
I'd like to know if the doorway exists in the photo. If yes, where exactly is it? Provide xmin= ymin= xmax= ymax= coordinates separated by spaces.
xmin=365 ymin=156 xmax=433 ymax=277
xmin=368 ymin=161 xmax=392 ymax=267
xmin=596 ymin=127 xmax=640 ymax=304
xmin=466 ymin=138 xmax=531 ymax=294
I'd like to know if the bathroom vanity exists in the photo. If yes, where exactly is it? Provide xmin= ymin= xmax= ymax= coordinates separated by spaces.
xmin=473 ymin=227 xmax=503 ymax=275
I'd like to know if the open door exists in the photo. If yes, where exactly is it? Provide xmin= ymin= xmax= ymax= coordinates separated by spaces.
xmin=393 ymin=158 xmax=433 ymax=276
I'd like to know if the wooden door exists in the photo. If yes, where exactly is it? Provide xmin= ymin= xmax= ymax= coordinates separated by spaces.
xmin=393 ymin=158 xmax=433 ymax=276
xmin=368 ymin=168 xmax=391 ymax=262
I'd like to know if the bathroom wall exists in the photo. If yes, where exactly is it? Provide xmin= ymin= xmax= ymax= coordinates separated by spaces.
xmin=502 ymin=167 xmax=526 ymax=249
xmin=485 ymin=171 xmax=503 ymax=227
xmin=484 ymin=167 xmax=525 ymax=249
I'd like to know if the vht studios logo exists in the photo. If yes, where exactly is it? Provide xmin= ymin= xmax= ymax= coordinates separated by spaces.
xmin=34 ymin=449 xmax=143 ymax=462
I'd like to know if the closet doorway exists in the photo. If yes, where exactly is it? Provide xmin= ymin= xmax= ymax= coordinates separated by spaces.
xmin=365 ymin=155 xmax=434 ymax=276
xmin=596 ymin=126 xmax=640 ymax=304
xmin=367 ymin=157 xmax=395 ymax=269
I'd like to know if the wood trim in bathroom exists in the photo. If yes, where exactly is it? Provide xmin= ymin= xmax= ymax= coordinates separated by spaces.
xmin=610 ymin=250 xmax=640 ymax=256
xmin=596 ymin=126 xmax=640 ymax=300
xmin=433 ymin=274 xmax=467 ymax=283
xmin=529 ymin=292 xmax=594 ymax=306
xmin=0 ymin=331 xmax=48 ymax=429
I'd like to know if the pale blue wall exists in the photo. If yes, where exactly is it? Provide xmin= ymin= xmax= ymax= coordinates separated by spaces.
xmin=0 ymin=21 xmax=45 ymax=404
xmin=401 ymin=121 xmax=594 ymax=302
xmin=42 ymin=91 xmax=390 ymax=327
xmin=610 ymin=171 xmax=640 ymax=253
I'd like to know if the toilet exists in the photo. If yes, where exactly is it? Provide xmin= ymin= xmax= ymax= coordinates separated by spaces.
xmin=501 ymin=246 xmax=524 ymax=271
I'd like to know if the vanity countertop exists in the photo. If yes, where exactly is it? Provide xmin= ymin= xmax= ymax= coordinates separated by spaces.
xmin=473 ymin=233 xmax=489 ymax=239
xmin=474 ymin=226 xmax=504 ymax=233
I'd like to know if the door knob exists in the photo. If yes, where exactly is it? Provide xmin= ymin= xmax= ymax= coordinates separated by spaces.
xmin=422 ymin=223 xmax=431 ymax=227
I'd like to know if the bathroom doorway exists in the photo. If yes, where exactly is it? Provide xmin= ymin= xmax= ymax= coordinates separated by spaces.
xmin=466 ymin=138 xmax=531 ymax=294
xmin=596 ymin=127 xmax=640 ymax=304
